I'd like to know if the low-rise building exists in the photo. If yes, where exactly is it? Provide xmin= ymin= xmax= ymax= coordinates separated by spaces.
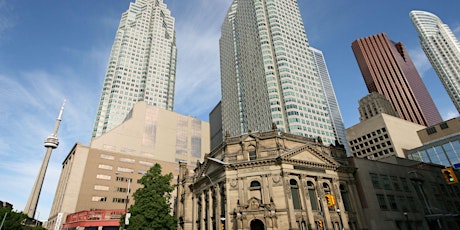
xmin=405 ymin=117 xmax=460 ymax=167
xmin=349 ymin=156 xmax=460 ymax=230
xmin=47 ymin=102 xmax=210 ymax=230
xmin=175 ymin=128 xmax=366 ymax=230
xmin=346 ymin=113 xmax=425 ymax=160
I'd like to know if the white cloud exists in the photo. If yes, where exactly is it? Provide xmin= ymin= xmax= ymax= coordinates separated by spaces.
xmin=407 ymin=47 xmax=431 ymax=77
xmin=171 ymin=0 xmax=231 ymax=119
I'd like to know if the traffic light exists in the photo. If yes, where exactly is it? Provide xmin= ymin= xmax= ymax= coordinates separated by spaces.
xmin=325 ymin=194 xmax=336 ymax=207
xmin=318 ymin=220 xmax=323 ymax=228
xmin=442 ymin=167 xmax=458 ymax=184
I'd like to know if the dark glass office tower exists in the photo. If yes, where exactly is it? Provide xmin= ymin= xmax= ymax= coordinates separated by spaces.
xmin=352 ymin=33 xmax=442 ymax=126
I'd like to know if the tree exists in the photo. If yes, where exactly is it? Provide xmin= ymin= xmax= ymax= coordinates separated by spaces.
xmin=122 ymin=163 xmax=177 ymax=230
xmin=0 ymin=206 xmax=45 ymax=230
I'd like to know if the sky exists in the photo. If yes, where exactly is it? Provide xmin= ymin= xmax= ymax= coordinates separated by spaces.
xmin=0 ymin=0 xmax=458 ymax=221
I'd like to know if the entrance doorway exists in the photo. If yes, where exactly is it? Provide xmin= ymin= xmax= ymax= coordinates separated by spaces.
xmin=250 ymin=219 xmax=265 ymax=230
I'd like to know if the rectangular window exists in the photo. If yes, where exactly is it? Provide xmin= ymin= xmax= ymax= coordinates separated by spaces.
xmin=439 ymin=122 xmax=449 ymax=130
xmin=426 ymin=127 xmax=437 ymax=135
xmin=117 ymin=167 xmax=134 ymax=173
xmin=381 ymin=175 xmax=392 ymax=190
xmin=139 ymin=161 xmax=154 ymax=167
xmin=387 ymin=195 xmax=398 ymax=210
xmin=98 ymin=164 xmax=113 ymax=170
xmin=92 ymin=196 xmax=107 ymax=202
xmin=377 ymin=194 xmax=388 ymax=210
xmin=120 ymin=158 xmax=135 ymax=163
xmin=94 ymin=185 xmax=109 ymax=191
xmin=370 ymin=173 xmax=381 ymax=189
xmin=96 ymin=174 xmax=111 ymax=180
xmin=100 ymin=154 xmax=115 ymax=160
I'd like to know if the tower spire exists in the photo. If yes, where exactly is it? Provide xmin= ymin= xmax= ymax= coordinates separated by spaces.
xmin=24 ymin=99 xmax=66 ymax=219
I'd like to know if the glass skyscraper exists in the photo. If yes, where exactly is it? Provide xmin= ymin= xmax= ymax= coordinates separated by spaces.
xmin=92 ymin=0 xmax=177 ymax=138
xmin=410 ymin=10 xmax=460 ymax=114
xmin=309 ymin=47 xmax=350 ymax=153
xmin=220 ymin=0 xmax=336 ymax=144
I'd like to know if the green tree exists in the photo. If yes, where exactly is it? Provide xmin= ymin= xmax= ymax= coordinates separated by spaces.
xmin=0 ymin=206 xmax=45 ymax=230
xmin=122 ymin=163 xmax=177 ymax=230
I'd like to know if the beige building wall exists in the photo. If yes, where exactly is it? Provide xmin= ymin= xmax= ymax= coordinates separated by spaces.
xmin=47 ymin=102 xmax=210 ymax=229
xmin=417 ymin=117 xmax=460 ymax=144
xmin=346 ymin=113 xmax=425 ymax=159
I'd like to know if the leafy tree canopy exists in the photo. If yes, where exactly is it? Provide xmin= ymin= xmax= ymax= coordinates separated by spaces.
xmin=122 ymin=163 xmax=177 ymax=230
xmin=0 ymin=206 xmax=45 ymax=230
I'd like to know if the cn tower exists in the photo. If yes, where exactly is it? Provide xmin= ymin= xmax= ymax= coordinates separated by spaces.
xmin=24 ymin=100 xmax=66 ymax=219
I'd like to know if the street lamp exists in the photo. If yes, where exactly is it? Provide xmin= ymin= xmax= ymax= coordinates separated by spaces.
xmin=337 ymin=209 xmax=343 ymax=230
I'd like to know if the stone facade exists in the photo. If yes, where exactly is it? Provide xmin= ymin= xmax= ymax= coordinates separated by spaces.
xmin=175 ymin=128 xmax=366 ymax=230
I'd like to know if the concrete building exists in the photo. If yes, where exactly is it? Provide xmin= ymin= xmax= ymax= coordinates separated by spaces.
xmin=405 ymin=117 xmax=460 ymax=167
xmin=92 ymin=0 xmax=177 ymax=138
xmin=345 ymin=113 xmax=425 ymax=160
xmin=175 ymin=128 xmax=366 ymax=230
xmin=410 ymin=10 xmax=460 ymax=113
xmin=310 ymin=47 xmax=350 ymax=155
xmin=349 ymin=156 xmax=460 ymax=230
xmin=352 ymin=33 xmax=442 ymax=127
xmin=358 ymin=92 xmax=399 ymax=121
xmin=47 ymin=102 xmax=209 ymax=230
xmin=220 ymin=0 xmax=337 ymax=145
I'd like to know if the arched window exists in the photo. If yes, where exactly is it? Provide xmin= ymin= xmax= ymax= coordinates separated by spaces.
xmin=290 ymin=179 xmax=301 ymax=210
xmin=249 ymin=180 xmax=262 ymax=200
xmin=323 ymin=182 xmax=334 ymax=211
xmin=307 ymin=181 xmax=318 ymax=211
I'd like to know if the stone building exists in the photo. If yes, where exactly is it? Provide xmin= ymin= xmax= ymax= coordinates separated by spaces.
xmin=175 ymin=127 xmax=366 ymax=230
xmin=349 ymin=156 xmax=460 ymax=229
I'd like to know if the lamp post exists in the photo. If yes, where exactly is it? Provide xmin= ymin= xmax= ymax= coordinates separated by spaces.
xmin=337 ymin=209 xmax=343 ymax=230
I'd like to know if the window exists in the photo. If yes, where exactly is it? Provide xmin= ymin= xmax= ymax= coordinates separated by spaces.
xmin=94 ymin=185 xmax=109 ymax=191
xmin=439 ymin=122 xmax=449 ymax=130
xmin=307 ymin=181 xmax=318 ymax=211
xmin=120 ymin=158 xmax=135 ymax=163
xmin=387 ymin=195 xmax=398 ymax=210
xmin=117 ymin=167 xmax=134 ymax=173
xmin=250 ymin=181 xmax=261 ymax=189
xmin=426 ymin=127 xmax=437 ymax=135
xmin=92 ymin=196 xmax=107 ymax=202
xmin=100 ymin=154 xmax=115 ymax=160
xmin=249 ymin=180 xmax=262 ymax=200
xmin=98 ymin=164 xmax=113 ymax=170
xmin=139 ymin=161 xmax=154 ymax=167
xmin=391 ymin=176 xmax=401 ymax=191
xmin=340 ymin=184 xmax=351 ymax=211
xmin=96 ymin=174 xmax=111 ymax=180
xmin=249 ymin=151 xmax=257 ymax=160
xmin=370 ymin=173 xmax=381 ymax=189
xmin=381 ymin=175 xmax=392 ymax=190
xmin=376 ymin=194 xmax=388 ymax=210
xmin=290 ymin=179 xmax=301 ymax=209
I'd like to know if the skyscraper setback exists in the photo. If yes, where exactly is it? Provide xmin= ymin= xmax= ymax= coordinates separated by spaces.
xmin=410 ymin=10 xmax=460 ymax=113
xmin=92 ymin=0 xmax=177 ymax=138
xmin=352 ymin=33 xmax=443 ymax=127
xmin=220 ymin=0 xmax=336 ymax=145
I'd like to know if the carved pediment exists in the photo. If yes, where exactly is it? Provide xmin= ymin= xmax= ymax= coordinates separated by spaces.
xmin=280 ymin=144 xmax=340 ymax=168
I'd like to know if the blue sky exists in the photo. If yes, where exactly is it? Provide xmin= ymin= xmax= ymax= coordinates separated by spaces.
xmin=0 ymin=0 xmax=458 ymax=221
